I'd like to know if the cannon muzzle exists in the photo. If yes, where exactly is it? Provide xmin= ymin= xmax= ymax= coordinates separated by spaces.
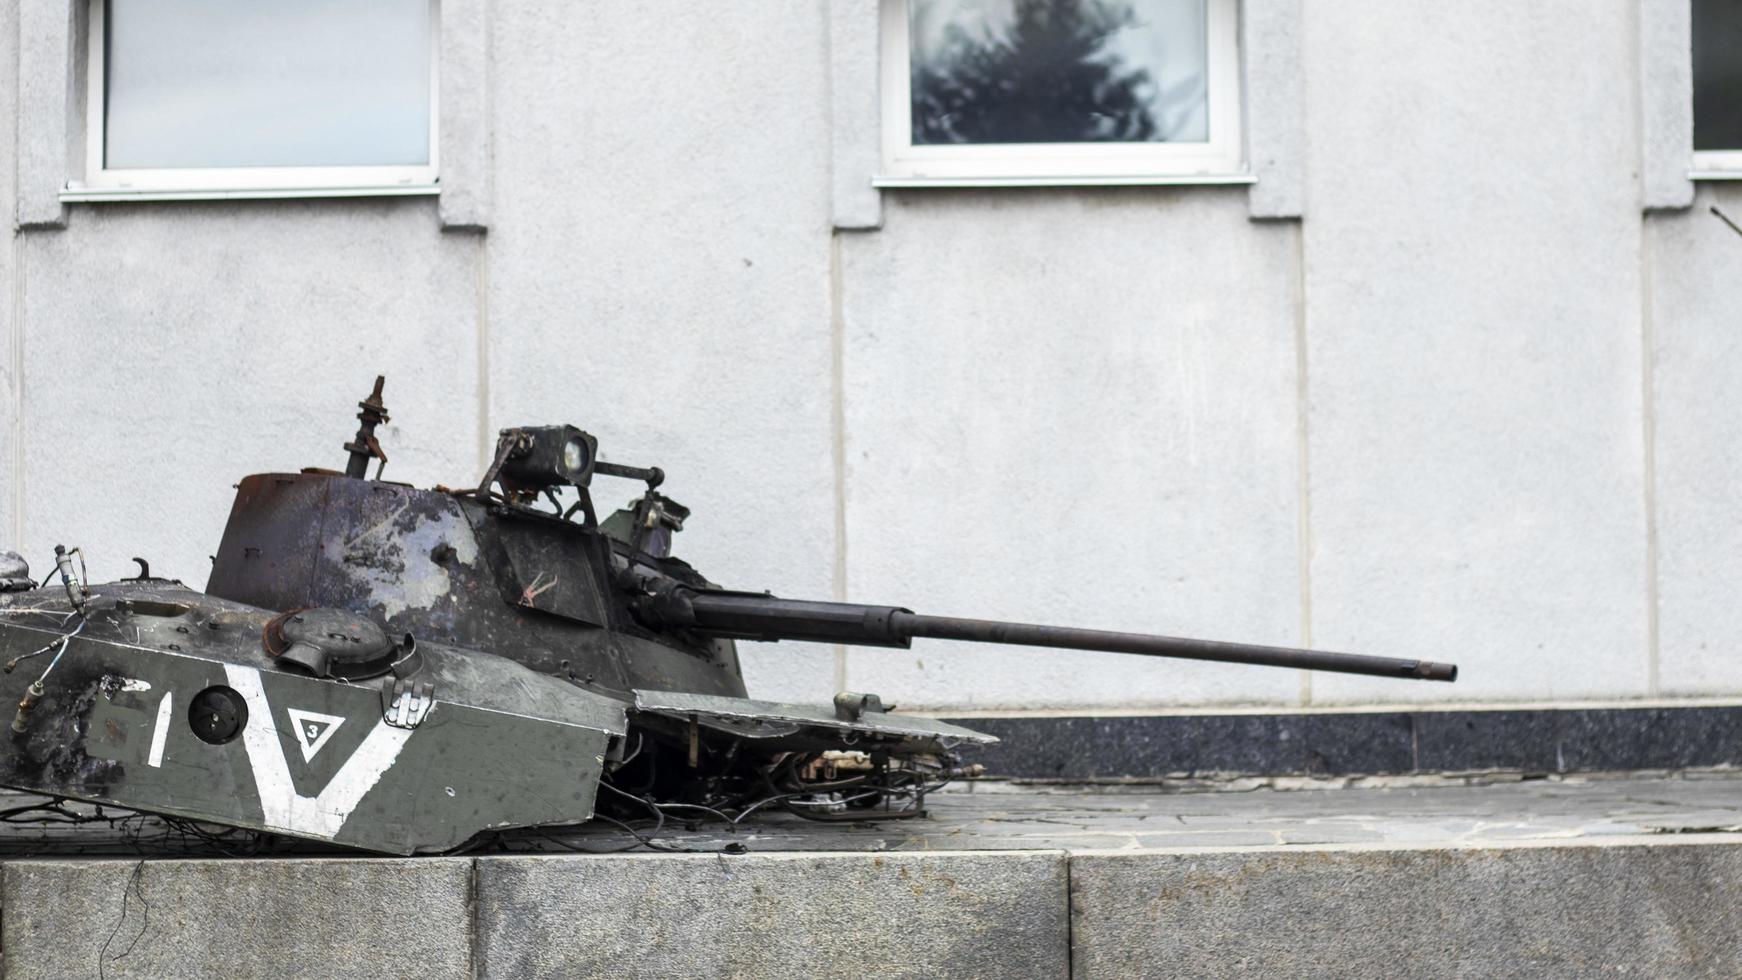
xmin=634 ymin=582 xmax=1457 ymax=683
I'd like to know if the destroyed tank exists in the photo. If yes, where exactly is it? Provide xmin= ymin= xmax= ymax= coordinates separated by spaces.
xmin=0 ymin=379 xmax=1457 ymax=855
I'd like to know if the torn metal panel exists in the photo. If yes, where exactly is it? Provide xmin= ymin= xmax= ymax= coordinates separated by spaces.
xmin=634 ymin=690 xmax=997 ymax=745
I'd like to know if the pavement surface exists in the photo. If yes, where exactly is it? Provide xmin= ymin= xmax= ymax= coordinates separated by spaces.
xmin=0 ymin=769 xmax=1738 ymax=857
xmin=560 ymin=770 xmax=1742 ymax=854
xmin=5 ymin=773 xmax=1742 ymax=978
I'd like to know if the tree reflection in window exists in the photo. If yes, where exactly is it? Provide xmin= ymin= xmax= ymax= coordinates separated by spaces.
xmin=1694 ymin=0 xmax=1742 ymax=151
xmin=910 ymin=0 xmax=1208 ymax=145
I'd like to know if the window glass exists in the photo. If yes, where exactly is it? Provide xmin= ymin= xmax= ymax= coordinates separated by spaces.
xmin=1694 ymin=0 xmax=1742 ymax=151
xmin=104 ymin=0 xmax=432 ymax=170
xmin=908 ymin=0 xmax=1208 ymax=146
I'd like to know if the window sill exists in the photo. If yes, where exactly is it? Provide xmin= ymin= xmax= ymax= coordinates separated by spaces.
xmin=59 ymin=184 xmax=442 ymax=203
xmin=871 ymin=173 xmax=1257 ymax=189
xmin=1689 ymin=170 xmax=1742 ymax=182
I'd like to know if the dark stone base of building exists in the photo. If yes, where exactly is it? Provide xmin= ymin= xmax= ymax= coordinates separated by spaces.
xmin=945 ymin=703 xmax=1742 ymax=779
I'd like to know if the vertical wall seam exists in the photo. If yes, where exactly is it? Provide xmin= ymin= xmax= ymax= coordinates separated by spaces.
xmin=474 ymin=233 xmax=490 ymax=472
xmin=474 ymin=0 xmax=493 ymax=471
xmin=9 ymin=233 xmax=24 ymax=548
xmin=829 ymin=231 xmax=848 ymax=694
xmin=1632 ymin=0 xmax=1661 ymax=697
xmin=467 ymin=858 xmax=481 ymax=980
xmin=1293 ymin=223 xmax=1314 ymax=707
xmin=1063 ymin=854 xmax=1074 ymax=977
xmin=1640 ymin=218 xmax=1661 ymax=696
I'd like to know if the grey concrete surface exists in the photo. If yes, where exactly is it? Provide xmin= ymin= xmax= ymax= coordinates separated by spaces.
xmin=2 ymin=857 xmax=474 ymax=980
xmin=1640 ymin=0 xmax=1696 ymax=209
xmin=0 ymin=0 xmax=1737 ymax=715
xmin=436 ymin=0 xmax=491 ymax=231
xmin=1301 ymin=0 xmax=1649 ymax=706
xmin=828 ymin=0 xmax=882 ymax=230
xmin=1 ymin=775 xmax=1740 ymax=977
xmin=14 ymin=0 xmax=73 ymax=229
xmin=1647 ymin=181 xmax=1742 ymax=696
xmin=1071 ymin=840 xmax=1742 ymax=979
xmin=1242 ymin=0 xmax=1306 ymax=219
xmin=1 ymin=0 xmax=17 ymax=546
xmin=15 ymin=200 xmax=484 ymax=589
xmin=838 ymin=188 xmax=1307 ymax=710
xmin=486 ymin=0 xmax=840 ymax=705
xmin=517 ymin=770 xmax=1742 ymax=855
xmin=474 ymin=850 xmax=1069 ymax=980
xmin=1 ymin=770 xmax=1739 ymax=857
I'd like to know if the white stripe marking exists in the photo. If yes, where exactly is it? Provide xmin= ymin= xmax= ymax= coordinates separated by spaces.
xmin=146 ymin=691 xmax=172 ymax=767
xmin=223 ymin=664 xmax=415 ymax=840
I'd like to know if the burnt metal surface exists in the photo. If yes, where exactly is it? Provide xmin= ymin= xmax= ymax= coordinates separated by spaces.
xmin=208 ymin=473 xmax=746 ymax=700
xmin=0 ymin=552 xmax=31 ymax=592
xmin=266 ymin=607 xmax=401 ymax=679
xmin=633 ymin=689 xmax=996 ymax=750
xmin=0 ymin=376 xmax=1458 ymax=856
xmin=0 ymin=583 xmax=622 ymax=854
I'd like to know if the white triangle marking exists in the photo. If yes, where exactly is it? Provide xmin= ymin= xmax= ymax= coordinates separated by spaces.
xmin=286 ymin=708 xmax=346 ymax=763
xmin=226 ymin=665 xmax=416 ymax=842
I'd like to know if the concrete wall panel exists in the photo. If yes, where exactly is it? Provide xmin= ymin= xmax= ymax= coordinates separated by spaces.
xmin=1301 ymin=0 xmax=1650 ymax=704
xmin=485 ymin=0 xmax=839 ymax=701
xmin=17 ymin=201 xmax=481 ymax=585
xmin=2 ymin=0 xmax=19 ymax=545
xmin=839 ymin=188 xmax=1305 ymax=710
xmin=1071 ymin=841 xmax=1742 ymax=979
xmin=476 ymin=851 xmax=1069 ymax=979
xmin=3 ymin=858 xmax=473 ymax=980
xmin=13 ymin=0 xmax=72 ymax=229
xmin=1640 ymin=0 xmax=1695 ymax=210
xmin=1649 ymin=183 xmax=1742 ymax=695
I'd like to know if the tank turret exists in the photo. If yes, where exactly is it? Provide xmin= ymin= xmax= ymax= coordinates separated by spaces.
xmin=0 ymin=378 xmax=1457 ymax=855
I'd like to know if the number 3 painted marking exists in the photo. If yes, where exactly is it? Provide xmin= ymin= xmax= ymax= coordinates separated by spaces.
xmin=147 ymin=691 xmax=172 ymax=768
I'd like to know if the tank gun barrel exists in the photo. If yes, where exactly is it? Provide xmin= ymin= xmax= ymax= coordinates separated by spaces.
xmin=637 ymin=584 xmax=1457 ymax=683
xmin=900 ymin=613 xmax=1456 ymax=681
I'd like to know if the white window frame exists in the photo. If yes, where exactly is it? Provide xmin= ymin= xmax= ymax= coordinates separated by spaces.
xmin=1692 ymin=149 xmax=1742 ymax=179
xmin=876 ymin=0 xmax=1246 ymax=187
xmin=63 ymin=0 xmax=441 ymax=203
xmin=1690 ymin=0 xmax=1742 ymax=180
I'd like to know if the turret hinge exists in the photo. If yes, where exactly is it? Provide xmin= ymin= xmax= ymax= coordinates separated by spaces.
xmin=382 ymin=677 xmax=435 ymax=729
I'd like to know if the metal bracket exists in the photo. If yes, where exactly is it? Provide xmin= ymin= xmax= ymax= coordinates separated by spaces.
xmin=0 ymin=552 xmax=31 ymax=593
xmin=833 ymin=692 xmax=887 ymax=722
xmin=382 ymin=677 xmax=435 ymax=729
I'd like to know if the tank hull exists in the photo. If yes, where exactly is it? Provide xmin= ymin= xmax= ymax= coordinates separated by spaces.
xmin=0 ymin=583 xmax=625 ymax=855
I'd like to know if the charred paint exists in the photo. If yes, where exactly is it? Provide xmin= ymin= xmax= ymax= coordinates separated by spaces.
xmin=208 ymin=473 xmax=749 ymax=701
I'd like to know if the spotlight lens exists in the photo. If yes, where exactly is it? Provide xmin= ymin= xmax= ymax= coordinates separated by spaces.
xmin=562 ymin=437 xmax=587 ymax=475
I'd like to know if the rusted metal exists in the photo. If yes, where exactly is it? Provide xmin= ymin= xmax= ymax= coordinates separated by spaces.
xmin=0 ymin=375 xmax=1457 ymax=856
xmin=9 ymin=681 xmax=42 ymax=734
xmin=342 ymin=375 xmax=390 ymax=480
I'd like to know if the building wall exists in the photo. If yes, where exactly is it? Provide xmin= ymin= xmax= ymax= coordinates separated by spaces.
xmin=1 ymin=0 xmax=1735 ymax=712
xmin=1298 ymin=1 xmax=1650 ymax=707
xmin=2 ymin=0 xmax=18 ymax=550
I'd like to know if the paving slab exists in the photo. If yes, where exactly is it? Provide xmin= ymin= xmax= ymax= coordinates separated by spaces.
xmin=1 ymin=857 xmax=472 ymax=980
xmin=0 ymin=771 xmax=1739 ymax=856
xmin=0 ymin=775 xmax=1738 ymax=978
xmin=508 ymin=771 xmax=1742 ymax=856
xmin=475 ymin=850 xmax=1068 ymax=980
